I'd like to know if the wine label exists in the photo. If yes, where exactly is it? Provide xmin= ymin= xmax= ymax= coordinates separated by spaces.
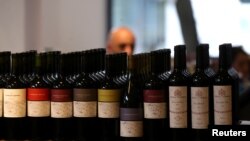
xmin=169 ymin=86 xmax=187 ymax=128
xmin=98 ymin=89 xmax=121 ymax=102
xmin=120 ymin=121 xmax=143 ymax=137
xmin=98 ymin=102 xmax=119 ymax=118
xmin=51 ymin=89 xmax=72 ymax=102
xmin=73 ymin=88 xmax=97 ymax=101
xmin=0 ymin=89 xmax=2 ymax=117
xmin=120 ymin=108 xmax=143 ymax=121
xmin=27 ymin=88 xmax=50 ymax=101
xmin=28 ymin=101 xmax=50 ymax=117
xmin=51 ymin=102 xmax=73 ymax=118
xmin=73 ymin=101 xmax=97 ymax=117
xmin=191 ymin=87 xmax=209 ymax=129
xmin=213 ymin=85 xmax=232 ymax=125
xmin=143 ymin=90 xmax=165 ymax=102
xmin=3 ymin=88 xmax=26 ymax=118
xmin=144 ymin=103 xmax=166 ymax=119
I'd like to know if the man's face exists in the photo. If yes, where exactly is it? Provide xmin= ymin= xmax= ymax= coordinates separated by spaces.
xmin=109 ymin=30 xmax=135 ymax=56
xmin=233 ymin=53 xmax=249 ymax=78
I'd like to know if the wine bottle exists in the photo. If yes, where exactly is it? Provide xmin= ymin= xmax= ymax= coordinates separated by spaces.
xmin=225 ymin=44 xmax=239 ymax=124
xmin=51 ymin=53 xmax=73 ymax=141
xmin=3 ymin=53 xmax=27 ymax=140
xmin=0 ymin=52 xmax=8 ymax=140
xmin=98 ymin=54 xmax=122 ymax=141
xmin=168 ymin=45 xmax=191 ymax=141
xmin=27 ymin=53 xmax=51 ymax=140
xmin=157 ymin=49 xmax=171 ymax=81
xmin=120 ymin=55 xmax=144 ymax=141
xmin=191 ymin=45 xmax=211 ymax=141
xmin=73 ymin=51 xmax=98 ymax=141
xmin=143 ymin=50 xmax=167 ymax=141
xmin=200 ymin=44 xmax=215 ymax=78
xmin=213 ymin=44 xmax=238 ymax=126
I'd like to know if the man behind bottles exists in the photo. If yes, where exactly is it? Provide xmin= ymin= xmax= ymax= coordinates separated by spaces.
xmin=106 ymin=26 xmax=135 ymax=56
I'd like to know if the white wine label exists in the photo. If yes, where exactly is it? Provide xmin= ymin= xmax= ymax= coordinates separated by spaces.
xmin=3 ymin=89 xmax=26 ymax=117
xmin=73 ymin=101 xmax=97 ymax=117
xmin=98 ymin=102 xmax=119 ymax=118
xmin=120 ymin=121 xmax=143 ymax=137
xmin=169 ymin=86 xmax=187 ymax=128
xmin=213 ymin=86 xmax=232 ymax=125
xmin=144 ymin=103 xmax=166 ymax=119
xmin=28 ymin=101 xmax=50 ymax=117
xmin=191 ymin=87 xmax=209 ymax=129
xmin=0 ymin=89 xmax=3 ymax=117
xmin=51 ymin=102 xmax=73 ymax=118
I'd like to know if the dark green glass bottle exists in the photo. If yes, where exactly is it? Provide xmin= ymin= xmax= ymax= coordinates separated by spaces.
xmin=27 ymin=53 xmax=51 ymax=140
xmin=143 ymin=50 xmax=167 ymax=141
xmin=168 ymin=45 xmax=191 ymax=141
xmin=191 ymin=45 xmax=211 ymax=141
xmin=120 ymin=55 xmax=144 ymax=141
xmin=3 ymin=53 xmax=27 ymax=140
xmin=98 ymin=54 xmax=122 ymax=141
xmin=51 ymin=53 xmax=73 ymax=141
xmin=73 ymin=51 xmax=98 ymax=141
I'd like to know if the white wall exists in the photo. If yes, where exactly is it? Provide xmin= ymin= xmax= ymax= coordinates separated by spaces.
xmin=0 ymin=0 xmax=26 ymax=52
xmin=0 ymin=0 xmax=106 ymax=53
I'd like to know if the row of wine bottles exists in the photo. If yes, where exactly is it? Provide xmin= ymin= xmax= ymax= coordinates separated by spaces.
xmin=0 ymin=43 xmax=238 ymax=141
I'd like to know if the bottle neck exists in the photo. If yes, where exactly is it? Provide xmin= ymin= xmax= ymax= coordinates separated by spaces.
xmin=174 ymin=46 xmax=186 ymax=70
xmin=11 ymin=54 xmax=19 ymax=76
xmin=196 ymin=46 xmax=205 ymax=70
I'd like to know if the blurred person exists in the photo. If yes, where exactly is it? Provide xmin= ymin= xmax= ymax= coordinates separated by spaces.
xmin=106 ymin=27 xmax=135 ymax=55
xmin=232 ymin=46 xmax=250 ymax=95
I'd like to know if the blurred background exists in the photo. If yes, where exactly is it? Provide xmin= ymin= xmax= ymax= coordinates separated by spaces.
xmin=0 ymin=0 xmax=250 ymax=56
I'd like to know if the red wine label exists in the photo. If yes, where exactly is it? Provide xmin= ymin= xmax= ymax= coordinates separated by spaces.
xmin=191 ymin=87 xmax=209 ymax=129
xmin=213 ymin=85 xmax=232 ymax=125
xmin=143 ymin=90 xmax=165 ymax=102
xmin=98 ymin=89 xmax=121 ymax=118
xmin=120 ymin=121 xmax=143 ymax=137
xmin=169 ymin=86 xmax=187 ymax=128
xmin=3 ymin=88 xmax=26 ymax=117
xmin=28 ymin=101 xmax=50 ymax=117
xmin=27 ymin=88 xmax=50 ymax=101
xmin=73 ymin=88 xmax=97 ymax=101
xmin=0 ymin=89 xmax=2 ymax=117
xmin=51 ymin=102 xmax=73 ymax=118
xmin=143 ymin=90 xmax=166 ymax=119
xmin=73 ymin=101 xmax=97 ymax=117
xmin=51 ymin=89 xmax=72 ymax=102
xmin=120 ymin=108 xmax=143 ymax=121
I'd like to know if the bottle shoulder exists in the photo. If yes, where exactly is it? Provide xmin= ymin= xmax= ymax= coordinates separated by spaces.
xmin=168 ymin=70 xmax=190 ymax=85
xmin=5 ymin=75 xmax=26 ymax=88
xmin=191 ymin=70 xmax=210 ymax=86
xmin=213 ymin=70 xmax=234 ymax=85
xmin=144 ymin=75 xmax=164 ymax=89
xmin=52 ymin=75 xmax=71 ymax=89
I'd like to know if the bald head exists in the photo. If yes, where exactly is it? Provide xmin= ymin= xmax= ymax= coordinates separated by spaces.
xmin=107 ymin=27 xmax=135 ymax=55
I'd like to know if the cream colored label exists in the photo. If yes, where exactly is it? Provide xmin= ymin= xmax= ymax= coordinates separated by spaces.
xmin=169 ymin=86 xmax=187 ymax=128
xmin=144 ymin=103 xmax=166 ymax=119
xmin=0 ymin=89 xmax=3 ymax=117
xmin=28 ymin=101 xmax=50 ymax=117
xmin=98 ymin=102 xmax=119 ymax=118
xmin=3 ymin=89 xmax=26 ymax=117
xmin=213 ymin=86 xmax=232 ymax=125
xmin=120 ymin=121 xmax=143 ymax=137
xmin=73 ymin=101 xmax=97 ymax=117
xmin=191 ymin=87 xmax=209 ymax=129
xmin=51 ymin=102 xmax=73 ymax=118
